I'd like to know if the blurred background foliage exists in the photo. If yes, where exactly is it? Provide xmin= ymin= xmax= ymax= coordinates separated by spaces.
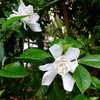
xmin=0 ymin=0 xmax=100 ymax=99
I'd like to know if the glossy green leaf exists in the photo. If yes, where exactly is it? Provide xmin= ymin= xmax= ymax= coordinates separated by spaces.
xmin=65 ymin=36 xmax=79 ymax=48
xmin=74 ymin=65 xmax=91 ymax=94
xmin=18 ymin=58 xmax=48 ymax=65
xmin=48 ymin=82 xmax=66 ymax=100
xmin=36 ymin=86 xmax=49 ymax=100
xmin=3 ymin=15 xmax=29 ymax=27
xmin=91 ymin=77 xmax=100 ymax=89
xmin=50 ymin=38 xmax=64 ymax=47
xmin=74 ymin=94 xmax=87 ymax=100
xmin=17 ymin=48 xmax=51 ymax=60
xmin=78 ymin=55 xmax=100 ymax=68
xmin=0 ymin=62 xmax=28 ymax=78
xmin=0 ymin=42 xmax=4 ymax=63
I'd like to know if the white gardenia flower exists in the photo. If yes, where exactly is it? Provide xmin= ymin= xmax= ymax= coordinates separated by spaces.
xmin=8 ymin=0 xmax=42 ymax=32
xmin=39 ymin=44 xmax=80 ymax=91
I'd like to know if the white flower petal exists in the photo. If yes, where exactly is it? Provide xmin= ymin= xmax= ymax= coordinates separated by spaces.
xmin=26 ymin=5 xmax=34 ymax=14
xmin=22 ymin=21 xmax=27 ymax=30
xmin=65 ymin=47 xmax=80 ymax=61
xmin=18 ymin=1 xmax=26 ymax=15
xmin=42 ymin=70 xmax=57 ymax=85
xmin=30 ymin=13 xmax=40 ymax=23
xmin=26 ymin=22 xmax=42 ymax=32
xmin=70 ymin=60 xmax=78 ymax=73
xmin=49 ymin=44 xmax=62 ymax=59
xmin=62 ymin=73 xmax=75 ymax=91
xmin=39 ymin=63 xmax=53 ymax=71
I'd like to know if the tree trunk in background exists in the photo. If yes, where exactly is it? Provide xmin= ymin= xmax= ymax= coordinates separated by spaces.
xmin=60 ymin=0 xmax=71 ymax=36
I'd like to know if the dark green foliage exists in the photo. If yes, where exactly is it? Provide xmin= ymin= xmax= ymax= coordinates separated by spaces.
xmin=0 ymin=0 xmax=100 ymax=99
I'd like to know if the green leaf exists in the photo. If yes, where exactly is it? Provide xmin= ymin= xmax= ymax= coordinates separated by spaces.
xmin=61 ymin=44 xmax=73 ymax=51
xmin=74 ymin=94 xmax=87 ymax=100
xmin=0 ymin=90 xmax=5 ymax=96
xmin=36 ymin=86 xmax=49 ymax=100
xmin=0 ymin=62 xmax=28 ymax=78
xmin=65 ymin=36 xmax=79 ymax=48
xmin=91 ymin=77 xmax=100 ymax=89
xmin=50 ymin=38 xmax=65 ymax=47
xmin=78 ymin=55 xmax=100 ymax=68
xmin=18 ymin=58 xmax=48 ymax=65
xmin=74 ymin=65 xmax=91 ymax=94
xmin=48 ymin=82 xmax=66 ymax=100
xmin=0 ymin=42 xmax=5 ymax=63
xmin=17 ymin=0 xmax=20 ymax=3
xmin=89 ymin=97 xmax=99 ymax=100
xmin=89 ymin=85 xmax=97 ymax=90
xmin=3 ymin=15 xmax=29 ymax=27
xmin=17 ymin=48 xmax=51 ymax=60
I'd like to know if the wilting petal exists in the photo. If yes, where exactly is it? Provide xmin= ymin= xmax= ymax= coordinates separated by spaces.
xmin=62 ymin=73 xmax=75 ymax=91
xmin=27 ymin=22 xmax=42 ymax=32
xmin=65 ymin=47 xmax=80 ymax=61
xmin=49 ymin=44 xmax=62 ymax=59
xmin=70 ymin=60 xmax=78 ymax=73
xmin=39 ymin=63 xmax=53 ymax=71
xmin=18 ymin=1 xmax=26 ymax=15
xmin=31 ymin=13 xmax=40 ymax=23
xmin=42 ymin=70 xmax=57 ymax=85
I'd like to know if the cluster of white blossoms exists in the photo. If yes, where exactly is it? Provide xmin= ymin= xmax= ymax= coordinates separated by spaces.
xmin=39 ymin=44 xmax=80 ymax=91
xmin=8 ymin=0 xmax=80 ymax=92
xmin=8 ymin=0 xmax=42 ymax=32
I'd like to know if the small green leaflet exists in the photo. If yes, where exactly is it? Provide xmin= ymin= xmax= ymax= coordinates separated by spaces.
xmin=0 ymin=62 xmax=28 ymax=78
xmin=3 ymin=15 xmax=29 ymax=27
